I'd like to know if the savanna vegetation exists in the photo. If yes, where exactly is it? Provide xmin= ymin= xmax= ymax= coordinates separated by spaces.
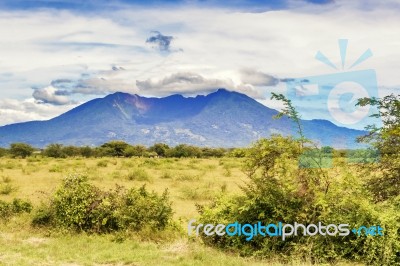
xmin=0 ymin=94 xmax=398 ymax=265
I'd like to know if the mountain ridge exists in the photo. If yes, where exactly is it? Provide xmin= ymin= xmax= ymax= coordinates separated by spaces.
xmin=0 ymin=89 xmax=366 ymax=148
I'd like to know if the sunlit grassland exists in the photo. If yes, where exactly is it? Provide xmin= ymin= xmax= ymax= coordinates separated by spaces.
xmin=0 ymin=157 xmax=246 ymax=219
xmin=0 ymin=156 xmax=256 ymax=265
xmin=0 ymin=156 xmax=364 ymax=265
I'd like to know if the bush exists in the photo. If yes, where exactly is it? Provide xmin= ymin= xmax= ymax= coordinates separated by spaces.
xmin=197 ymin=136 xmax=400 ymax=265
xmin=9 ymin=143 xmax=34 ymax=158
xmin=0 ymin=183 xmax=16 ymax=195
xmin=43 ymin=144 xmax=66 ymax=158
xmin=33 ymin=174 xmax=172 ymax=233
xmin=126 ymin=168 xmax=151 ymax=181
xmin=166 ymin=144 xmax=202 ymax=158
xmin=116 ymin=186 xmax=172 ymax=231
xmin=32 ymin=203 xmax=54 ymax=226
xmin=80 ymin=146 xmax=93 ymax=157
xmin=124 ymin=145 xmax=147 ymax=157
xmin=0 ymin=147 xmax=8 ymax=157
xmin=0 ymin=198 xmax=32 ymax=220
xmin=97 ymin=160 xmax=108 ymax=167
xmin=149 ymin=143 xmax=170 ymax=157
xmin=100 ymin=141 xmax=129 ymax=157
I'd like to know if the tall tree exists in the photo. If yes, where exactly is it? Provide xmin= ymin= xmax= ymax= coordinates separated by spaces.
xmin=357 ymin=94 xmax=400 ymax=201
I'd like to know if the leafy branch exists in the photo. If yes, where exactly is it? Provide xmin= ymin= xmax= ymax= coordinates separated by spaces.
xmin=271 ymin=92 xmax=305 ymax=145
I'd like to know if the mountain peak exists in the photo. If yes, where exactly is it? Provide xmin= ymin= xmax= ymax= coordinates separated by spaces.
xmin=0 ymin=89 xmax=365 ymax=148
xmin=212 ymin=88 xmax=232 ymax=95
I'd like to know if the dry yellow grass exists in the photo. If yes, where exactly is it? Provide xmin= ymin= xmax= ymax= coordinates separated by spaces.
xmin=0 ymin=156 xmax=247 ymax=221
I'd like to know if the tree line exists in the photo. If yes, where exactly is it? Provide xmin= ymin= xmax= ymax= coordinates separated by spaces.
xmin=0 ymin=140 xmax=378 ymax=160
xmin=0 ymin=141 xmax=231 ymax=159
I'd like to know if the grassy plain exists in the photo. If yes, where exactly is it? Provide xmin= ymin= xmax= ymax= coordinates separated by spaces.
xmin=0 ymin=156 xmax=362 ymax=266
xmin=0 ymin=156 xmax=248 ymax=266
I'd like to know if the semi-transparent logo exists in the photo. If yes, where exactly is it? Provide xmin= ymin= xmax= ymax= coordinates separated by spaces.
xmin=285 ymin=39 xmax=381 ymax=167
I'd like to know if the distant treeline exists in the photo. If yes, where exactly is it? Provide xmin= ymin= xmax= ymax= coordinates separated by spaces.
xmin=0 ymin=141 xmax=378 ymax=160
xmin=0 ymin=141 xmax=234 ymax=159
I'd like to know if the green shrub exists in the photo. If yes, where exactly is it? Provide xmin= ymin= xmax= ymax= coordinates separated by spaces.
xmin=97 ymin=160 xmax=108 ymax=167
xmin=110 ymin=171 xmax=122 ymax=179
xmin=124 ymin=145 xmax=147 ymax=157
xmin=126 ymin=168 xmax=151 ymax=181
xmin=49 ymin=164 xmax=62 ymax=173
xmin=11 ymin=198 xmax=33 ymax=213
xmin=52 ymin=174 xmax=100 ymax=230
xmin=116 ymin=186 xmax=172 ymax=231
xmin=9 ymin=143 xmax=35 ymax=158
xmin=0 ymin=198 xmax=32 ymax=220
xmin=43 ymin=144 xmax=66 ymax=158
xmin=33 ymin=174 xmax=172 ymax=233
xmin=32 ymin=204 xmax=54 ymax=226
xmin=0 ymin=183 xmax=16 ymax=195
xmin=0 ymin=147 xmax=8 ymax=157
xmin=198 ymin=136 xmax=400 ymax=265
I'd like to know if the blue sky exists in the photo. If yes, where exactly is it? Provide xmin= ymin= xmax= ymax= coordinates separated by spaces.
xmin=0 ymin=0 xmax=398 ymax=129
xmin=0 ymin=0 xmax=331 ymax=11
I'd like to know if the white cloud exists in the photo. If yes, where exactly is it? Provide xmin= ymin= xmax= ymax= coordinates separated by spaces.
xmin=0 ymin=0 xmax=399 ymax=125
xmin=0 ymin=98 xmax=78 ymax=126
xmin=136 ymin=71 xmax=264 ymax=98
xmin=32 ymin=86 xmax=72 ymax=105
xmin=240 ymin=68 xmax=279 ymax=86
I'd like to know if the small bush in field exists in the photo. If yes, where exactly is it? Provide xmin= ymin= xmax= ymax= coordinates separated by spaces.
xmin=110 ymin=171 xmax=122 ymax=179
xmin=32 ymin=174 xmax=172 ymax=233
xmin=97 ymin=160 xmax=108 ymax=167
xmin=0 ymin=198 xmax=32 ymax=219
xmin=49 ymin=164 xmax=62 ymax=173
xmin=0 ymin=183 xmax=16 ymax=195
xmin=32 ymin=203 xmax=53 ymax=226
xmin=126 ymin=168 xmax=151 ymax=181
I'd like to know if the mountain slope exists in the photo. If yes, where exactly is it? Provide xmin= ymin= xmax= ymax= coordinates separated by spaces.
xmin=0 ymin=89 xmax=365 ymax=148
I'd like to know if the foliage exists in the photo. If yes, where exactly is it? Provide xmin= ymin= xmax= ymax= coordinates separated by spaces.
xmin=271 ymin=92 xmax=305 ymax=142
xmin=149 ymin=143 xmax=170 ymax=157
xmin=63 ymin=145 xmax=82 ymax=157
xmin=9 ymin=142 xmax=35 ymax=158
xmin=0 ymin=198 xmax=32 ymax=219
xmin=80 ymin=146 xmax=94 ymax=157
xmin=166 ymin=144 xmax=202 ymax=158
xmin=0 ymin=183 xmax=17 ymax=195
xmin=100 ymin=141 xmax=130 ymax=157
xmin=43 ymin=143 xmax=66 ymax=158
xmin=197 ymin=94 xmax=400 ymax=265
xmin=228 ymin=148 xmax=248 ymax=158
xmin=126 ymin=168 xmax=151 ymax=181
xmin=33 ymin=174 xmax=173 ymax=233
xmin=97 ymin=160 xmax=108 ymax=167
xmin=198 ymin=136 xmax=399 ymax=265
xmin=0 ymin=147 xmax=8 ymax=157
xmin=124 ymin=145 xmax=147 ymax=157
xmin=357 ymin=94 xmax=400 ymax=201
xmin=2 ymin=141 xmax=229 ymax=159
xmin=201 ymin=147 xmax=226 ymax=157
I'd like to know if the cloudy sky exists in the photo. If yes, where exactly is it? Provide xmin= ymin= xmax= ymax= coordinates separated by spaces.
xmin=0 ymin=0 xmax=399 ymax=129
